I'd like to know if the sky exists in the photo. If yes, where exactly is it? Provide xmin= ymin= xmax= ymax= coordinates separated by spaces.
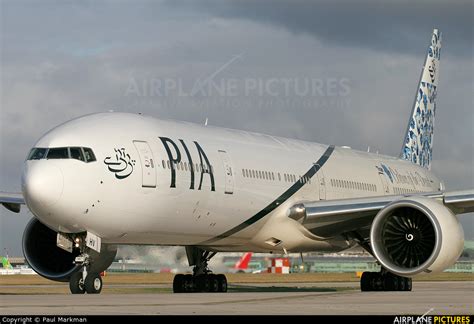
xmin=0 ymin=0 xmax=473 ymax=255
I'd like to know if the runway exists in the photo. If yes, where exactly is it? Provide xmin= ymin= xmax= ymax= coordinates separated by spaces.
xmin=0 ymin=281 xmax=472 ymax=315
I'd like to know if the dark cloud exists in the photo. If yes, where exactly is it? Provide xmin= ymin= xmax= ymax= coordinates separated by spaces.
xmin=1 ymin=0 xmax=472 ymax=255
xmin=166 ymin=0 xmax=473 ymax=57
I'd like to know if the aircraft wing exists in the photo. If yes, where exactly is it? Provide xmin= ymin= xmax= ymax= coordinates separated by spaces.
xmin=288 ymin=190 xmax=474 ymax=238
xmin=0 ymin=192 xmax=25 ymax=213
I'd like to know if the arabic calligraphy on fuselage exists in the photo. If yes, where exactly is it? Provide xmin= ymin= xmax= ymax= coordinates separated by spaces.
xmin=104 ymin=148 xmax=136 ymax=179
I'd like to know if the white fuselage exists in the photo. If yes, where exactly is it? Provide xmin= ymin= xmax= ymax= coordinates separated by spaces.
xmin=22 ymin=113 xmax=441 ymax=253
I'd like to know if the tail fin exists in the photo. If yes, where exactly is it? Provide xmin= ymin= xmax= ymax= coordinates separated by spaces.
xmin=234 ymin=252 xmax=252 ymax=270
xmin=400 ymin=29 xmax=441 ymax=170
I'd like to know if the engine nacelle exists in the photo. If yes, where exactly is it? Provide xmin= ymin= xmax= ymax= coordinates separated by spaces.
xmin=370 ymin=196 xmax=464 ymax=277
xmin=22 ymin=218 xmax=117 ymax=282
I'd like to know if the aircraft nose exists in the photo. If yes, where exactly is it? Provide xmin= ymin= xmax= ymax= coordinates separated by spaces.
xmin=22 ymin=161 xmax=64 ymax=208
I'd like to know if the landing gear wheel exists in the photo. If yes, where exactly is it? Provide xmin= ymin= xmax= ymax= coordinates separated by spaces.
xmin=69 ymin=271 xmax=85 ymax=294
xmin=208 ymin=274 xmax=219 ymax=292
xmin=360 ymin=271 xmax=413 ymax=292
xmin=360 ymin=272 xmax=373 ymax=291
xmin=403 ymin=277 xmax=412 ymax=291
xmin=197 ymin=275 xmax=211 ymax=292
xmin=84 ymin=273 xmax=102 ymax=294
xmin=173 ymin=274 xmax=185 ymax=293
xmin=216 ymin=274 xmax=227 ymax=293
xmin=383 ymin=273 xmax=398 ymax=291
xmin=184 ymin=274 xmax=194 ymax=293
xmin=172 ymin=274 xmax=228 ymax=293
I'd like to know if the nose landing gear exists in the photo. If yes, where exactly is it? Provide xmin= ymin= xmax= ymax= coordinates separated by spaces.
xmin=69 ymin=253 xmax=103 ymax=294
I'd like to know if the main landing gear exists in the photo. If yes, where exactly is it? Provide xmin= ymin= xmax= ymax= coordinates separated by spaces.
xmin=360 ymin=270 xmax=412 ymax=292
xmin=173 ymin=247 xmax=228 ymax=293
xmin=69 ymin=254 xmax=103 ymax=294
xmin=346 ymin=231 xmax=412 ymax=292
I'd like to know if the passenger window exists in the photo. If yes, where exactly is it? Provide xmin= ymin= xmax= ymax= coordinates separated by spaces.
xmin=27 ymin=148 xmax=48 ymax=160
xmin=69 ymin=147 xmax=85 ymax=161
xmin=47 ymin=148 xmax=69 ymax=159
xmin=83 ymin=148 xmax=96 ymax=162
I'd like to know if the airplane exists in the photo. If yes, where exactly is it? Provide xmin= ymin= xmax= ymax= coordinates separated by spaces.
xmin=232 ymin=252 xmax=253 ymax=273
xmin=1 ymin=28 xmax=473 ymax=294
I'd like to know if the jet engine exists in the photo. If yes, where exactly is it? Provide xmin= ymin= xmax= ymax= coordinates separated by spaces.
xmin=370 ymin=196 xmax=464 ymax=277
xmin=22 ymin=218 xmax=117 ymax=282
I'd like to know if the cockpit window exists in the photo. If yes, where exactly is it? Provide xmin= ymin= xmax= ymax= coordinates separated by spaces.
xmin=69 ymin=147 xmax=85 ymax=161
xmin=47 ymin=148 xmax=69 ymax=159
xmin=83 ymin=148 xmax=96 ymax=162
xmin=27 ymin=148 xmax=48 ymax=160
xmin=27 ymin=147 xmax=96 ymax=163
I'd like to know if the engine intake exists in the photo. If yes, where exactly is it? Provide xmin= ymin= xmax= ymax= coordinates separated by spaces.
xmin=370 ymin=196 xmax=464 ymax=277
xmin=23 ymin=218 xmax=117 ymax=282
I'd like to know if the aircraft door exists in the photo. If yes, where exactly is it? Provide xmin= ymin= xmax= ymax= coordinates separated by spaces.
xmin=133 ymin=141 xmax=156 ymax=188
xmin=315 ymin=163 xmax=326 ymax=200
xmin=377 ymin=172 xmax=390 ymax=194
xmin=218 ymin=150 xmax=234 ymax=194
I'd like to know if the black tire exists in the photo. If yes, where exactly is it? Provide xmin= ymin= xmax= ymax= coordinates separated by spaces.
xmin=217 ymin=274 xmax=227 ymax=293
xmin=196 ymin=275 xmax=211 ymax=292
xmin=208 ymin=274 xmax=219 ymax=293
xmin=173 ymin=274 xmax=185 ymax=293
xmin=184 ymin=274 xmax=194 ymax=293
xmin=383 ymin=274 xmax=398 ymax=291
xmin=399 ymin=276 xmax=406 ymax=291
xmin=360 ymin=272 xmax=373 ymax=291
xmin=69 ymin=271 xmax=85 ymax=294
xmin=405 ymin=278 xmax=412 ymax=291
xmin=84 ymin=273 xmax=102 ymax=294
